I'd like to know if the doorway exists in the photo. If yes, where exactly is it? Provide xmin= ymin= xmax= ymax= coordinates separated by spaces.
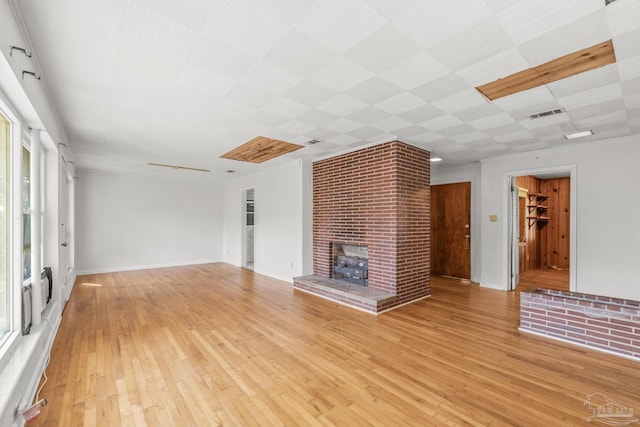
xmin=510 ymin=172 xmax=571 ymax=291
xmin=242 ymin=189 xmax=254 ymax=270
xmin=430 ymin=182 xmax=471 ymax=280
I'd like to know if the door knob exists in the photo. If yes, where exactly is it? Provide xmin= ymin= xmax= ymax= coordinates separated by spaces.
xmin=61 ymin=242 xmax=68 ymax=247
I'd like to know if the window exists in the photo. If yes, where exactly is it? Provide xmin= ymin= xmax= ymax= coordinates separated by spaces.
xmin=22 ymin=146 xmax=30 ymax=282
xmin=0 ymin=112 xmax=9 ymax=340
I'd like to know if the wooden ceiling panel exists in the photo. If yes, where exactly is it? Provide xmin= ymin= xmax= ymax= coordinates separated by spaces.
xmin=220 ymin=136 xmax=304 ymax=163
xmin=476 ymin=40 xmax=616 ymax=101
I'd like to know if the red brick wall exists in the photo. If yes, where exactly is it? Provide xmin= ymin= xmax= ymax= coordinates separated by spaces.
xmin=520 ymin=289 xmax=640 ymax=361
xmin=313 ymin=141 xmax=430 ymax=309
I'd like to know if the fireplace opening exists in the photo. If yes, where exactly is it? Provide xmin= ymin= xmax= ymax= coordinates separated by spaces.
xmin=333 ymin=243 xmax=368 ymax=286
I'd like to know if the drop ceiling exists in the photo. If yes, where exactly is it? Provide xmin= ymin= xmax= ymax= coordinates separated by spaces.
xmin=9 ymin=0 xmax=640 ymax=179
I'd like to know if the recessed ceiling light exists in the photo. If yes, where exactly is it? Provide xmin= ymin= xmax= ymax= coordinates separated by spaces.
xmin=430 ymin=157 xmax=443 ymax=162
xmin=564 ymin=130 xmax=593 ymax=140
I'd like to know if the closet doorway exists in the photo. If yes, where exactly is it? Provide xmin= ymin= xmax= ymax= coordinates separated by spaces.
xmin=510 ymin=172 xmax=572 ymax=291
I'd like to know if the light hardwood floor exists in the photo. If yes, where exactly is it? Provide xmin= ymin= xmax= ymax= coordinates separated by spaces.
xmin=32 ymin=263 xmax=638 ymax=426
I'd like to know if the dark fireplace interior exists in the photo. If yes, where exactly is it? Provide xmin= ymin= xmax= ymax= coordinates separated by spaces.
xmin=332 ymin=243 xmax=368 ymax=286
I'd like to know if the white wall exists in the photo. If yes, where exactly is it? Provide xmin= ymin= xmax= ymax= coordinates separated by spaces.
xmin=480 ymin=136 xmax=640 ymax=300
xmin=223 ymin=159 xmax=312 ymax=283
xmin=431 ymin=162 xmax=482 ymax=283
xmin=75 ymin=170 xmax=223 ymax=274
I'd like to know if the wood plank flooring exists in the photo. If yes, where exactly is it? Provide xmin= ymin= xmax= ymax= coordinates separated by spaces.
xmin=32 ymin=263 xmax=639 ymax=426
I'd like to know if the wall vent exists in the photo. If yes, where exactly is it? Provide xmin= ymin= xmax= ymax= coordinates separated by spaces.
xmin=529 ymin=108 xmax=565 ymax=119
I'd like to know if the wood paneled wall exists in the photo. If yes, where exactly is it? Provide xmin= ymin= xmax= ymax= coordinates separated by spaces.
xmin=540 ymin=178 xmax=570 ymax=269
xmin=515 ymin=176 xmax=570 ymax=272
xmin=516 ymin=176 xmax=540 ymax=271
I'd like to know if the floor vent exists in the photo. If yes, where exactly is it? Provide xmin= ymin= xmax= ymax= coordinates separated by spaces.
xmin=530 ymin=108 xmax=565 ymax=119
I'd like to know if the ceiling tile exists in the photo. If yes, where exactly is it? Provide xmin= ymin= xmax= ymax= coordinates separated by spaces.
xmin=374 ymin=92 xmax=426 ymax=114
xmin=296 ymin=109 xmax=339 ymax=127
xmin=323 ymin=118 xmax=363 ymax=133
xmin=262 ymin=96 xmax=310 ymax=118
xmin=566 ymin=98 xmax=625 ymax=121
xmin=419 ymin=115 xmax=463 ymax=131
xmin=345 ymin=26 xmax=422 ymax=73
xmin=613 ymin=29 xmax=640 ymax=61
xmin=456 ymin=48 xmax=530 ymax=86
xmin=450 ymin=130 xmax=489 ymax=144
xmin=573 ymin=110 xmax=627 ymax=129
xmin=624 ymin=94 xmax=640 ymax=109
xmin=393 ymin=125 xmax=431 ymax=138
xmin=118 ymin=1 xmax=199 ymax=60
xmin=606 ymin=0 xmax=640 ymax=37
xmin=380 ymin=53 xmax=450 ymax=90
xmin=408 ymin=131 xmax=444 ymax=145
xmin=398 ymin=104 xmax=445 ymax=124
xmin=318 ymin=94 xmax=368 ymax=117
xmin=369 ymin=116 xmax=413 ymax=132
xmin=618 ymin=57 xmax=640 ymax=81
xmin=432 ymin=89 xmax=487 ymax=113
xmin=496 ymin=0 xmax=602 ymax=45
xmin=326 ymin=134 xmax=361 ymax=145
xmin=393 ymin=0 xmax=492 ymax=49
xmin=249 ymin=0 xmax=315 ymax=24
xmin=223 ymin=84 xmax=273 ymax=109
xmin=622 ymin=77 xmax=640 ymax=94
xmin=547 ymin=64 xmax=619 ymax=98
xmin=413 ymin=74 xmax=471 ymax=103
xmin=347 ymin=106 xmax=389 ymax=124
xmin=363 ymin=0 xmax=420 ymax=20
xmin=241 ymin=61 xmax=303 ymax=95
xmin=246 ymin=111 xmax=289 ymax=127
xmin=438 ymin=123 xmax=475 ymax=137
xmin=346 ymin=76 xmax=404 ymax=104
xmin=494 ymin=130 xmax=534 ymax=143
xmin=484 ymin=122 xmax=527 ymax=137
xmin=348 ymin=125 xmax=385 ymax=139
xmin=518 ymin=11 xmax=610 ymax=67
xmin=278 ymin=120 xmax=316 ymax=135
xmin=429 ymin=17 xmax=514 ymax=71
xmin=453 ymin=103 xmax=503 ymax=122
xmin=175 ymin=64 xmax=235 ymax=97
xmin=187 ymin=36 xmax=257 ymax=79
xmin=310 ymin=57 xmax=375 ymax=92
xmin=557 ymin=83 xmax=623 ymax=110
xmin=493 ymin=86 xmax=556 ymax=112
xmin=294 ymin=0 xmax=387 ymax=53
xmin=469 ymin=112 xmax=516 ymax=130
xmin=285 ymin=79 xmax=337 ymax=106
xmin=203 ymin=0 xmax=290 ymax=57
xmin=264 ymin=30 xmax=337 ymax=77
xmin=131 ymin=0 xmax=215 ymax=31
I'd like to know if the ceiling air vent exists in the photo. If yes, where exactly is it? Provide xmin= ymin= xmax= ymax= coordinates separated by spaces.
xmin=529 ymin=108 xmax=565 ymax=120
xmin=305 ymin=139 xmax=321 ymax=145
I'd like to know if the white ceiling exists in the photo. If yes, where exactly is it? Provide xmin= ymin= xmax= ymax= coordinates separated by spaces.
xmin=12 ymin=0 xmax=640 ymax=179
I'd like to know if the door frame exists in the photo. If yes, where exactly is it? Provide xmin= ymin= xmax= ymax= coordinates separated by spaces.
xmin=504 ymin=165 xmax=577 ymax=292
xmin=431 ymin=177 xmax=477 ymax=282
xmin=241 ymin=188 xmax=254 ymax=269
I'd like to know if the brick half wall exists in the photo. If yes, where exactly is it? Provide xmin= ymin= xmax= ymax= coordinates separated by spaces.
xmin=520 ymin=289 xmax=640 ymax=361
xmin=312 ymin=140 xmax=430 ymax=311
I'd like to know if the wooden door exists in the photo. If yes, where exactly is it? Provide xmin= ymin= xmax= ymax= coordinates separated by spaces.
xmin=431 ymin=182 xmax=471 ymax=279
